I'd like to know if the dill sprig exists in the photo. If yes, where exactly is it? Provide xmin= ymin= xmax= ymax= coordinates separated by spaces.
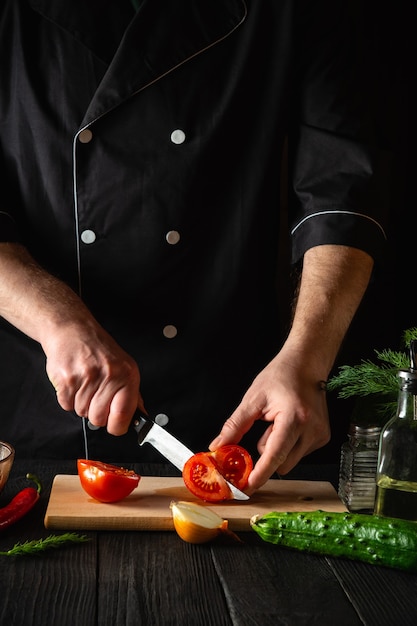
xmin=327 ymin=328 xmax=417 ymax=422
xmin=0 ymin=533 xmax=90 ymax=556
xmin=327 ymin=359 xmax=399 ymax=398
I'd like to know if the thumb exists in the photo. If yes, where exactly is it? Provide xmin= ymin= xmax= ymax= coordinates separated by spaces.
xmin=208 ymin=400 xmax=261 ymax=451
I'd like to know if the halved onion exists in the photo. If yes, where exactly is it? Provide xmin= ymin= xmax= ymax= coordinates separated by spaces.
xmin=169 ymin=500 xmax=241 ymax=544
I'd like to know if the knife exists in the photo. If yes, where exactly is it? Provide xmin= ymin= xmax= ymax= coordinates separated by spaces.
xmin=132 ymin=414 xmax=249 ymax=501
xmin=86 ymin=414 xmax=249 ymax=500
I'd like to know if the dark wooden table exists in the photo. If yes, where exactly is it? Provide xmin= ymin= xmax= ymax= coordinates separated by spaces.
xmin=1 ymin=459 xmax=416 ymax=626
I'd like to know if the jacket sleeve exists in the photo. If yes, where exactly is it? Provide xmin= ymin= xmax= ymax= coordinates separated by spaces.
xmin=289 ymin=0 xmax=390 ymax=264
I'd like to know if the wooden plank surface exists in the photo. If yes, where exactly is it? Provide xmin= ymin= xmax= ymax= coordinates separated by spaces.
xmin=5 ymin=461 xmax=417 ymax=626
xmin=44 ymin=475 xmax=346 ymax=531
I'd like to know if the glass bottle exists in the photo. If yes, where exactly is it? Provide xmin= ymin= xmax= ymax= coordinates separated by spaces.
xmin=374 ymin=341 xmax=417 ymax=520
xmin=338 ymin=423 xmax=381 ymax=512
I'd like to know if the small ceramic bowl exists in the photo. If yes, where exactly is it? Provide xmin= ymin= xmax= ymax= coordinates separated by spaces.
xmin=0 ymin=441 xmax=15 ymax=493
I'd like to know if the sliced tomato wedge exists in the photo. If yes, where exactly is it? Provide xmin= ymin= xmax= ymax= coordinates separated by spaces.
xmin=77 ymin=459 xmax=141 ymax=503
xmin=182 ymin=444 xmax=253 ymax=502
xmin=210 ymin=444 xmax=253 ymax=491
xmin=182 ymin=452 xmax=232 ymax=503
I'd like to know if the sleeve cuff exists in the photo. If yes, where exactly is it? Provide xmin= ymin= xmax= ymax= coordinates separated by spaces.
xmin=290 ymin=210 xmax=387 ymax=264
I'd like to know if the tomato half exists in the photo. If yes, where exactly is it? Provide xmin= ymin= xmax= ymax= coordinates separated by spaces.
xmin=210 ymin=444 xmax=253 ymax=491
xmin=182 ymin=452 xmax=232 ymax=503
xmin=77 ymin=459 xmax=141 ymax=503
xmin=182 ymin=445 xmax=253 ymax=503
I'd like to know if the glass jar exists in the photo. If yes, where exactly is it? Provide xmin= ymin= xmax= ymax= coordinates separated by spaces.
xmin=338 ymin=423 xmax=381 ymax=512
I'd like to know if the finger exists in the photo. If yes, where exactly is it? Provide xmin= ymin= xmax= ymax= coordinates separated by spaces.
xmin=74 ymin=383 xmax=102 ymax=422
xmin=246 ymin=422 xmax=301 ymax=490
xmin=245 ymin=453 xmax=290 ymax=495
xmin=246 ymin=449 xmax=299 ymax=493
xmin=208 ymin=402 xmax=263 ymax=451
xmin=85 ymin=388 xmax=134 ymax=435
xmin=50 ymin=376 xmax=78 ymax=413
xmin=47 ymin=364 xmax=95 ymax=415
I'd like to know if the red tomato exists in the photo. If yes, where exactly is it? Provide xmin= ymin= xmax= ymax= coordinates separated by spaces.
xmin=77 ymin=459 xmax=141 ymax=503
xmin=210 ymin=444 xmax=253 ymax=490
xmin=182 ymin=452 xmax=232 ymax=503
xmin=182 ymin=445 xmax=253 ymax=503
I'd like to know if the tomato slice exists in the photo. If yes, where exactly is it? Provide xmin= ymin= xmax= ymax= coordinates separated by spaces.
xmin=182 ymin=445 xmax=253 ymax=502
xmin=210 ymin=444 xmax=253 ymax=490
xmin=77 ymin=459 xmax=141 ymax=503
xmin=182 ymin=452 xmax=232 ymax=503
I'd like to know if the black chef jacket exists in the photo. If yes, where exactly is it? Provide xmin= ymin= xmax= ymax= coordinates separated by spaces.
xmin=0 ymin=0 xmax=388 ymax=462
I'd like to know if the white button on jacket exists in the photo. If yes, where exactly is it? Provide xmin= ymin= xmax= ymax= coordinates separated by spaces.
xmin=78 ymin=129 xmax=93 ymax=144
xmin=163 ymin=325 xmax=178 ymax=339
xmin=81 ymin=230 xmax=96 ymax=244
xmin=170 ymin=129 xmax=186 ymax=144
xmin=166 ymin=230 xmax=180 ymax=245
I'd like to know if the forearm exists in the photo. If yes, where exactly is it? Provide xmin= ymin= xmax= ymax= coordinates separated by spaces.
xmin=0 ymin=242 xmax=96 ymax=345
xmin=0 ymin=242 xmax=142 ymax=431
xmin=284 ymin=244 xmax=374 ymax=378
xmin=210 ymin=244 xmax=374 ymax=485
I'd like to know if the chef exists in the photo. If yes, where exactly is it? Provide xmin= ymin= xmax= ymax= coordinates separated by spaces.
xmin=0 ymin=0 xmax=388 ymax=491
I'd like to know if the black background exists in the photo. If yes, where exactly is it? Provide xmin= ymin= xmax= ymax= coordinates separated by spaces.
xmin=306 ymin=1 xmax=413 ymax=464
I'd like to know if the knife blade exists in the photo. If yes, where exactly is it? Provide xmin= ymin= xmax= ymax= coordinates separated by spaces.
xmin=132 ymin=415 xmax=249 ymax=501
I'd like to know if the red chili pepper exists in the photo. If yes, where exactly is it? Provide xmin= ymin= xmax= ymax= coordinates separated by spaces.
xmin=0 ymin=473 xmax=42 ymax=531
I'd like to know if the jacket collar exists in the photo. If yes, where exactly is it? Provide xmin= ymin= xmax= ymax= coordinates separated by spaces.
xmin=28 ymin=0 xmax=247 ymax=125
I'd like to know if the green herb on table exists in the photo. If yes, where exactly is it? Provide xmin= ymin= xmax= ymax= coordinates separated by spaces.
xmin=0 ymin=533 xmax=90 ymax=556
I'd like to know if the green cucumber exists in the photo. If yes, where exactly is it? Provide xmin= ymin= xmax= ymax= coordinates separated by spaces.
xmin=250 ymin=510 xmax=417 ymax=573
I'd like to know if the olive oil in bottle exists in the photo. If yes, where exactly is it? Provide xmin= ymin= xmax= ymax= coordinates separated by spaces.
xmin=374 ymin=341 xmax=417 ymax=521
xmin=375 ymin=476 xmax=417 ymax=520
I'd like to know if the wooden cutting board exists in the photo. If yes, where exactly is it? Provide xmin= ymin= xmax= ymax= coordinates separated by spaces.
xmin=44 ymin=475 xmax=346 ymax=531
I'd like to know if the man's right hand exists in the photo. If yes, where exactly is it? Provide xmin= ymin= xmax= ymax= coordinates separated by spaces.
xmin=0 ymin=242 xmax=143 ymax=435
xmin=44 ymin=320 xmax=142 ymax=435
